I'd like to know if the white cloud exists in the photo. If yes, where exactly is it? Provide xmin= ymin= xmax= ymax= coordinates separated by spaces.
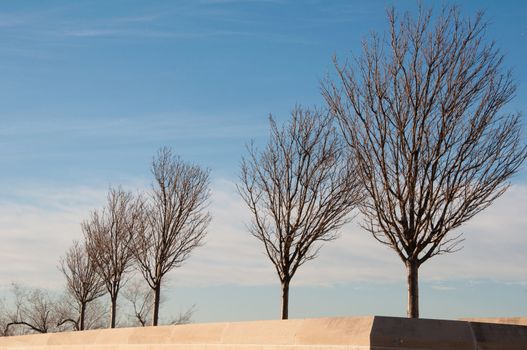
xmin=420 ymin=184 xmax=527 ymax=282
xmin=60 ymin=28 xmax=249 ymax=39
xmin=0 ymin=113 xmax=266 ymax=143
xmin=177 ymin=181 xmax=527 ymax=287
xmin=0 ymin=180 xmax=525 ymax=291
xmin=0 ymin=13 xmax=31 ymax=27
xmin=0 ymin=185 xmax=107 ymax=289
xmin=174 ymin=179 xmax=276 ymax=287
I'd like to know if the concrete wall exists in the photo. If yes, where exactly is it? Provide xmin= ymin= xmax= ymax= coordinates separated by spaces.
xmin=0 ymin=316 xmax=525 ymax=350
xmin=460 ymin=317 xmax=527 ymax=326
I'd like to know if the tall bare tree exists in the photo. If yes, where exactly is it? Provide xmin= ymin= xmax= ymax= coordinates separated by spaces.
xmin=59 ymin=240 xmax=106 ymax=330
xmin=134 ymin=147 xmax=211 ymax=326
xmin=323 ymin=6 xmax=527 ymax=318
xmin=83 ymin=187 xmax=143 ymax=328
xmin=238 ymin=108 xmax=361 ymax=319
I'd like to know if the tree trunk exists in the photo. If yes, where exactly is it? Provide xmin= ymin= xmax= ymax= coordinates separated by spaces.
xmin=406 ymin=260 xmax=419 ymax=318
xmin=79 ymin=302 xmax=86 ymax=331
xmin=152 ymin=283 xmax=161 ymax=326
xmin=281 ymin=279 xmax=290 ymax=320
xmin=110 ymin=295 xmax=117 ymax=328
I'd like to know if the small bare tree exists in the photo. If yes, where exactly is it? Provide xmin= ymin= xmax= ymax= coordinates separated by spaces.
xmin=134 ymin=147 xmax=211 ymax=326
xmin=83 ymin=187 xmax=143 ymax=328
xmin=323 ymin=6 xmax=527 ymax=318
xmin=0 ymin=299 xmax=11 ymax=336
xmin=59 ymin=240 xmax=106 ymax=330
xmin=3 ymin=285 xmax=62 ymax=335
xmin=122 ymin=279 xmax=195 ymax=327
xmin=238 ymin=108 xmax=361 ymax=319
xmin=56 ymin=295 xmax=107 ymax=331
xmin=169 ymin=304 xmax=195 ymax=325
xmin=122 ymin=279 xmax=153 ymax=327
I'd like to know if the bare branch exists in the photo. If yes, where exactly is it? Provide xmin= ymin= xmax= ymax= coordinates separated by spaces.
xmin=3 ymin=285 xmax=64 ymax=335
xmin=238 ymin=107 xmax=361 ymax=319
xmin=122 ymin=278 xmax=154 ymax=327
xmin=59 ymin=241 xmax=106 ymax=330
xmin=83 ymin=187 xmax=143 ymax=328
xmin=133 ymin=147 xmax=211 ymax=326
xmin=323 ymin=5 xmax=527 ymax=318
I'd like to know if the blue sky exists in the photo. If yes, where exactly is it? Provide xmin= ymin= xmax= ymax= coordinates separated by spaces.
xmin=0 ymin=0 xmax=526 ymax=324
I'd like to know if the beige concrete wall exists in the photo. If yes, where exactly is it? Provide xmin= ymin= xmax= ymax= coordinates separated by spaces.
xmin=460 ymin=317 xmax=527 ymax=326
xmin=0 ymin=316 xmax=525 ymax=350
xmin=0 ymin=317 xmax=374 ymax=350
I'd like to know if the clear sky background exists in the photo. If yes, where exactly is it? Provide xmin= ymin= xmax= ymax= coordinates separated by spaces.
xmin=0 ymin=0 xmax=526 ymax=324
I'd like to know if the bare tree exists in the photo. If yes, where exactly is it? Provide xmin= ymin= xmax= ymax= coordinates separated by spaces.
xmin=169 ymin=304 xmax=196 ymax=325
xmin=0 ymin=299 xmax=11 ymax=336
xmin=123 ymin=280 xmax=196 ymax=327
xmin=122 ymin=279 xmax=195 ymax=327
xmin=122 ymin=279 xmax=153 ymax=327
xmin=134 ymin=147 xmax=211 ymax=326
xmin=59 ymin=240 xmax=106 ymax=330
xmin=238 ymin=108 xmax=361 ymax=319
xmin=3 ymin=285 xmax=63 ymax=335
xmin=83 ymin=187 xmax=143 ymax=328
xmin=56 ymin=295 xmax=108 ymax=331
xmin=323 ymin=6 xmax=527 ymax=318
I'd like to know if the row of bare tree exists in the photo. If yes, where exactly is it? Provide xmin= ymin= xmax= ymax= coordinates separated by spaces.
xmin=239 ymin=5 xmax=526 ymax=319
xmin=2 ymin=5 xmax=526 ymax=333
xmin=0 ymin=147 xmax=207 ymax=335
xmin=0 ymin=280 xmax=195 ymax=336
xmin=59 ymin=147 xmax=209 ymax=330
xmin=0 ymin=284 xmax=107 ymax=335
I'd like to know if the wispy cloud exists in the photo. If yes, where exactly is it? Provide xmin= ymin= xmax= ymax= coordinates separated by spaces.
xmin=166 ymin=181 xmax=527 ymax=287
xmin=0 ymin=180 xmax=525 ymax=291
xmin=111 ymin=14 xmax=161 ymax=24
xmin=430 ymin=283 xmax=456 ymax=291
xmin=200 ymin=0 xmax=283 ymax=4
xmin=0 ymin=1 xmax=318 ymax=57
xmin=0 ymin=185 xmax=107 ymax=289
xmin=61 ymin=28 xmax=251 ymax=39
xmin=0 ymin=13 xmax=28 ymax=27
xmin=0 ymin=112 xmax=267 ymax=144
